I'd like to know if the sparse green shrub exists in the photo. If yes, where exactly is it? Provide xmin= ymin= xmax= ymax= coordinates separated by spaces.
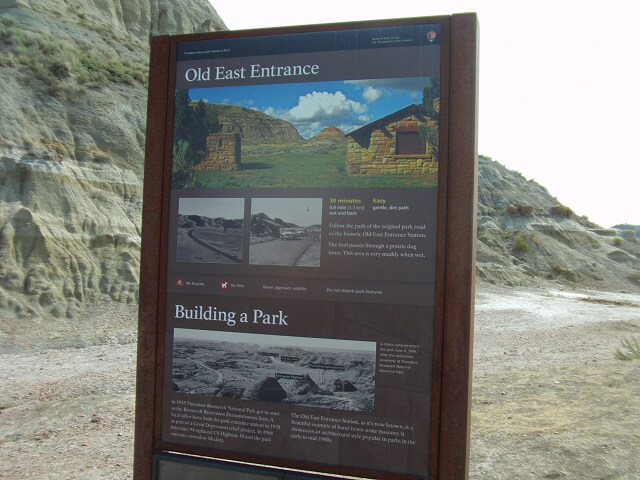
xmin=0 ymin=15 xmax=15 ymax=27
xmin=507 ymin=204 xmax=534 ymax=215
xmin=550 ymin=205 xmax=573 ymax=217
xmin=0 ymin=20 xmax=147 ymax=88
xmin=49 ymin=60 xmax=71 ymax=79
xmin=123 ymin=38 xmax=145 ymax=52
xmin=46 ymin=81 xmax=66 ymax=99
xmin=171 ymin=140 xmax=195 ymax=188
xmin=591 ymin=228 xmax=617 ymax=237
xmin=76 ymin=70 xmax=90 ymax=84
xmin=93 ymin=152 xmax=112 ymax=164
xmin=615 ymin=336 xmax=640 ymax=360
xmin=106 ymin=59 xmax=134 ymax=84
xmin=549 ymin=264 xmax=577 ymax=282
xmin=513 ymin=234 xmax=531 ymax=253
xmin=0 ymin=50 xmax=16 ymax=67
xmin=78 ymin=53 xmax=108 ymax=85
xmin=612 ymin=237 xmax=624 ymax=246
xmin=629 ymin=271 xmax=640 ymax=283
xmin=0 ymin=22 xmax=20 ymax=43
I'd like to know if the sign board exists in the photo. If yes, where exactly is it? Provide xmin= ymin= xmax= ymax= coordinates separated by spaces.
xmin=136 ymin=13 xmax=477 ymax=480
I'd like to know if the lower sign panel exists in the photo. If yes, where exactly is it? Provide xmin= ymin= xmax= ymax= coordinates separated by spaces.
xmin=161 ymin=297 xmax=434 ymax=477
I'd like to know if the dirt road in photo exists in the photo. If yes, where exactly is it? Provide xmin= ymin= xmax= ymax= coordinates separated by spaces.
xmin=250 ymin=233 xmax=320 ymax=266
xmin=176 ymin=227 xmax=242 ymax=264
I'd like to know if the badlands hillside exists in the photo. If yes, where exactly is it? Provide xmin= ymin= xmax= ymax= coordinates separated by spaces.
xmin=0 ymin=0 xmax=639 ymax=338
xmin=0 ymin=0 xmax=225 ymax=327
xmin=476 ymin=156 xmax=640 ymax=291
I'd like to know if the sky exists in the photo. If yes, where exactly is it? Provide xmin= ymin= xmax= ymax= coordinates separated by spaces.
xmin=175 ymin=328 xmax=376 ymax=351
xmin=208 ymin=0 xmax=640 ymax=228
xmin=189 ymin=78 xmax=427 ymax=138
xmin=179 ymin=197 xmax=245 ymax=219
xmin=178 ymin=197 xmax=324 ymax=226
xmin=251 ymin=198 xmax=323 ymax=227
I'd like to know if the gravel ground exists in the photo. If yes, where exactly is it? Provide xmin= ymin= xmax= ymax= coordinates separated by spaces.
xmin=0 ymin=343 xmax=136 ymax=479
xmin=1 ymin=285 xmax=639 ymax=479
xmin=471 ymin=286 xmax=640 ymax=479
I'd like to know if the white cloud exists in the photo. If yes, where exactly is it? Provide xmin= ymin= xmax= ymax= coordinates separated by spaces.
xmin=296 ymin=121 xmax=323 ymax=139
xmin=362 ymin=86 xmax=382 ymax=102
xmin=285 ymin=91 xmax=367 ymax=122
xmin=347 ymin=78 xmax=427 ymax=104
xmin=263 ymin=106 xmax=278 ymax=117
xmin=264 ymin=91 xmax=369 ymax=138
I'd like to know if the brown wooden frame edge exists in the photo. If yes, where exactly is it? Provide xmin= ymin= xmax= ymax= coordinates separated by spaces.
xmin=134 ymin=34 xmax=172 ymax=480
xmin=438 ymin=12 xmax=478 ymax=480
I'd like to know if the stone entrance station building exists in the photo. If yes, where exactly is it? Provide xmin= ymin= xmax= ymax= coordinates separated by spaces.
xmin=195 ymin=133 xmax=241 ymax=171
xmin=345 ymin=104 xmax=438 ymax=175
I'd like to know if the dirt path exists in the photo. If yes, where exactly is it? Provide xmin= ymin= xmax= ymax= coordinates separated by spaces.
xmin=0 ymin=286 xmax=638 ymax=479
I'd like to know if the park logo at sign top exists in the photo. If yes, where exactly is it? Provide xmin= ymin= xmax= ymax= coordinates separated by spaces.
xmin=135 ymin=14 xmax=477 ymax=480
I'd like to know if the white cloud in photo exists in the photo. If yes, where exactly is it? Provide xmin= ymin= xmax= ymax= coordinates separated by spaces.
xmin=295 ymin=121 xmax=323 ymax=139
xmin=347 ymin=77 xmax=427 ymax=102
xmin=264 ymin=91 xmax=368 ymax=138
xmin=336 ymin=123 xmax=358 ymax=135
xmin=285 ymin=91 xmax=367 ymax=122
xmin=362 ymin=86 xmax=383 ymax=102
xmin=263 ymin=105 xmax=278 ymax=116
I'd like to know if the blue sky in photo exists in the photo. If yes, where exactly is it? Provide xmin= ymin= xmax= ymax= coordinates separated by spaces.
xmin=187 ymin=77 xmax=431 ymax=138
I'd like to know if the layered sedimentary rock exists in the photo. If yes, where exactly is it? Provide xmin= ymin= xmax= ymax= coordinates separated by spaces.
xmin=0 ymin=0 xmax=225 ymax=318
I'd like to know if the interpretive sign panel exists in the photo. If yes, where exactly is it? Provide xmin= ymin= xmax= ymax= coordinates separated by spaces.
xmin=136 ymin=14 xmax=477 ymax=480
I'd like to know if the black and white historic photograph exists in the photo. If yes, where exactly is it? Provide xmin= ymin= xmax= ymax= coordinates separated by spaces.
xmin=172 ymin=328 xmax=376 ymax=412
xmin=176 ymin=197 xmax=244 ymax=264
xmin=249 ymin=198 xmax=322 ymax=267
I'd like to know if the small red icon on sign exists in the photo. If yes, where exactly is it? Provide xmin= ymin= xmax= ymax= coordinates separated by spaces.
xmin=220 ymin=281 xmax=229 ymax=290
xmin=176 ymin=278 xmax=185 ymax=288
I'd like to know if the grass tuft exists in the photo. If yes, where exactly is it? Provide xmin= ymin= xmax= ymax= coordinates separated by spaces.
xmin=0 ymin=19 xmax=148 ymax=89
xmin=507 ymin=204 xmax=534 ymax=215
xmin=615 ymin=336 xmax=640 ymax=360
xmin=548 ymin=264 xmax=577 ymax=282
xmin=513 ymin=234 xmax=531 ymax=253
xmin=550 ymin=205 xmax=573 ymax=217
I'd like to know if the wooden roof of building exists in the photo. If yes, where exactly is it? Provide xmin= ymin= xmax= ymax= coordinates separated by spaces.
xmin=345 ymin=104 xmax=427 ymax=138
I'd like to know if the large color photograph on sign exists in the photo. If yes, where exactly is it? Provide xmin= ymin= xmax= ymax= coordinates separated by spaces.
xmin=162 ymin=23 xmax=442 ymax=479
xmin=171 ymin=76 xmax=440 ymax=189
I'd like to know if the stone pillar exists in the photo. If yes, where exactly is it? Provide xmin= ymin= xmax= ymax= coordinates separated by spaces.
xmin=196 ymin=133 xmax=241 ymax=171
